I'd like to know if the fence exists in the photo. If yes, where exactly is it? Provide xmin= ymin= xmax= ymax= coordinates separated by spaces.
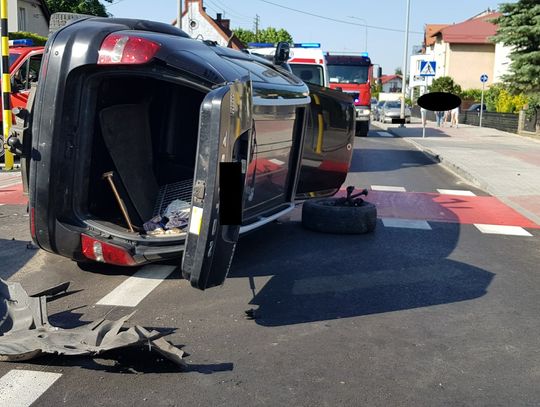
xmin=411 ymin=106 xmax=519 ymax=134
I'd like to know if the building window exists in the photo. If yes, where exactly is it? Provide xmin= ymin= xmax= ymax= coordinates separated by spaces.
xmin=18 ymin=7 xmax=26 ymax=31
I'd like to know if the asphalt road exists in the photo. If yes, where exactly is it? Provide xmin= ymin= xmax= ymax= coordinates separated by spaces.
xmin=1 ymin=124 xmax=540 ymax=406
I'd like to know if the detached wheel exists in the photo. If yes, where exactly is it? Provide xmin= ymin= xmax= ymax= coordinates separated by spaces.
xmin=355 ymin=121 xmax=369 ymax=137
xmin=302 ymin=198 xmax=377 ymax=234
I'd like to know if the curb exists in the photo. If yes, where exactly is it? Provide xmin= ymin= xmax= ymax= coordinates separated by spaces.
xmin=386 ymin=128 xmax=488 ymax=191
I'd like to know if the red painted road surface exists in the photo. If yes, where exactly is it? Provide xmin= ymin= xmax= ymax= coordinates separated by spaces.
xmin=337 ymin=189 xmax=540 ymax=229
xmin=1 ymin=180 xmax=538 ymax=229
xmin=0 ymin=182 xmax=27 ymax=205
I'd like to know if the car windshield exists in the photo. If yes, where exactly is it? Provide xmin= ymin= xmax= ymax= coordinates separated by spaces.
xmin=290 ymin=64 xmax=324 ymax=86
xmin=327 ymin=64 xmax=369 ymax=84
xmin=9 ymin=53 xmax=20 ymax=68
xmin=385 ymin=101 xmax=401 ymax=108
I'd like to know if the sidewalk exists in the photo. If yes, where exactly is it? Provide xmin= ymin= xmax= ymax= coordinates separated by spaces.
xmin=381 ymin=119 xmax=540 ymax=225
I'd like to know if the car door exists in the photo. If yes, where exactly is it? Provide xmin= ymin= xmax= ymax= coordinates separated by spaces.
xmin=182 ymin=77 xmax=253 ymax=290
xmin=296 ymin=83 xmax=355 ymax=198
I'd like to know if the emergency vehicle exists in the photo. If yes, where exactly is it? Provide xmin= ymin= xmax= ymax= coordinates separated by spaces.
xmin=7 ymin=39 xmax=44 ymax=112
xmin=246 ymin=42 xmax=329 ymax=87
xmin=325 ymin=53 xmax=373 ymax=137
xmin=1 ymin=39 xmax=44 ymax=165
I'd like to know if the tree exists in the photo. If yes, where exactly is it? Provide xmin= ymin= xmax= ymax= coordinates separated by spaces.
xmin=394 ymin=67 xmax=402 ymax=76
xmin=232 ymin=27 xmax=293 ymax=47
xmin=428 ymin=76 xmax=462 ymax=95
xmin=492 ymin=1 xmax=540 ymax=108
xmin=45 ymin=0 xmax=113 ymax=17
xmin=233 ymin=28 xmax=256 ymax=46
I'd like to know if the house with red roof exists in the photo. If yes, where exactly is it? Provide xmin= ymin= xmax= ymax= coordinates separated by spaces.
xmin=172 ymin=0 xmax=243 ymax=50
xmin=421 ymin=10 xmax=511 ymax=90
xmin=380 ymin=74 xmax=403 ymax=93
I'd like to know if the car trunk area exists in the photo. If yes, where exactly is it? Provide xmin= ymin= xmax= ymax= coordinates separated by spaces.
xmin=80 ymin=73 xmax=207 ymax=241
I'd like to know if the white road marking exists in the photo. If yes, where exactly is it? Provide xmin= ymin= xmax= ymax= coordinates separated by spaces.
xmin=0 ymin=370 xmax=62 ymax=407
xmin=96 ymin=265 xmax=176 ymax=307
xmin=437 ymin=189 xmax=476 ymax=196
xmin=377 ymin=131 xmax=394 ymax=137
xmin=371 ymin=185 xmax=406 ymax=192
xmin=474 ymin=224 xmax=532 ymax=237
xmin=0 ymin=180 xmax=23 ymax=189
xmin=382 ymin=218 xmax=432 ymax=230
xmin=268 ymin=158 xmax=285 ymax=165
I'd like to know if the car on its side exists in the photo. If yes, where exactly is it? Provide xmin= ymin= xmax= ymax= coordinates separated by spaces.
xmin=380 ymin=100 xmax=411 ymax=123
xmin=12 ymin=15 xmax=356 ymax=291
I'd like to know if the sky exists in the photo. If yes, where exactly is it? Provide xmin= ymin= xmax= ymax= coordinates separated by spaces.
xmin=105 ymin=0 xmax=513 ymax=75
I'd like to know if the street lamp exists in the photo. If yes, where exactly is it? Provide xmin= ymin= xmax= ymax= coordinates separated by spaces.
xmin=399 ymin=0 xmax=411 ymax=126
xmin=348 ymin=16 xmax=368 ymax=52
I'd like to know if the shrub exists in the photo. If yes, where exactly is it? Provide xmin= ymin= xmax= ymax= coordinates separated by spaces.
xmin=9 ymin=31 xmax=48 ymax=46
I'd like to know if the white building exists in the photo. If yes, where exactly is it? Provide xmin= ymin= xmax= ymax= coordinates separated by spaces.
xmin=412 ymin=11 xmax=512 ymax=94
xmin=8 ymin=0 xmax=50 ymax=37
xmin=174 ymin=0 xmax=243 ymax=49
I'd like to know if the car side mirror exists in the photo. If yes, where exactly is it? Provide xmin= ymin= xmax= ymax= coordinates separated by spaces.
xmin=274 ymin=42 xmax=290 ymax=65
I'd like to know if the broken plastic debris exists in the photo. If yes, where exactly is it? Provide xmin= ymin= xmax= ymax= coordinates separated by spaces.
xmin=0 ymin=278 xmax=185 ymax=366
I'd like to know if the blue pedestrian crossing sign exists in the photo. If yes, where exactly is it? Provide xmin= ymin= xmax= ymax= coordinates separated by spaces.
xmin=480 ymin=74 xmax=488 ymax=83
xmin=419 ymin=61 xmax=436 ymax=76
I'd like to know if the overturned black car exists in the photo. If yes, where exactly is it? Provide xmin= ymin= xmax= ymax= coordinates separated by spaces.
xmin=16 ymin=17 xmax=355 ymax=290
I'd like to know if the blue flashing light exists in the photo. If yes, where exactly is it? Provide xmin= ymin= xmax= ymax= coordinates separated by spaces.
xmin=294 ymin=42 xmax=321 ymax=48
xmin=247 ymin=42 xmax=274 ymax=48
xmin=360 ymin=52 xmax=369 ymax=57
xmin=9 ymin=39 xmax=34 ymax=46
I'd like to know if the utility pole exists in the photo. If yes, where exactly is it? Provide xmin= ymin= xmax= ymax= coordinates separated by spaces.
xmin=399 ymin=0 xmax=411 ymax=126
xmin=254 ymin=14 xmax=260 ymax=41
xmin=176 ymin=0 xmax=182 ymax=29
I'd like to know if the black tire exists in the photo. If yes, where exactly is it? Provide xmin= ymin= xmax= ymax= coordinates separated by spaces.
xmin=49 ymin=12 xmax=91 ymax=35
xmin=355 ymin=121 xmax=369 ymax=137
xmin=302 ymin=198 xmax=377 ymax=234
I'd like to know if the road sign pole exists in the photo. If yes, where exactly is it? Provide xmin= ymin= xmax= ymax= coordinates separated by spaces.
xmin=479 ymin=81 xmax=485 ymax=128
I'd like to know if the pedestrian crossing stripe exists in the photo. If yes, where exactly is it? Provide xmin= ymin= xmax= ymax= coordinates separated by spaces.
xmin=419 ymin=61 xmax=436 ymax=76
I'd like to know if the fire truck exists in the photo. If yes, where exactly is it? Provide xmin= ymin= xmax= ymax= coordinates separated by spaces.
xmin=325 ymin=53 xmax=372 ymax=137
xmin=246 ymin=42 xmax=329 ymax=87
xmin=1 ymin=39 xmax=44 ymax=167
xmin=6 ymin=39 xmax=44 ymax=112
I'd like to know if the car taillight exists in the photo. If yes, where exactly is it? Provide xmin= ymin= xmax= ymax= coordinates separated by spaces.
xmin=81 ymin=234 xmax=137 ymax=266
xmin=30 ymin=206 xmax=36 ymax=239
xmin=97 ymin=34 xmax=160 ymax=65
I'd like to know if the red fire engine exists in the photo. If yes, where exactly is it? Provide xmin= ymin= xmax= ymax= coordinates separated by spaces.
xmin=325 ymin=52 xmax=372 ymax=137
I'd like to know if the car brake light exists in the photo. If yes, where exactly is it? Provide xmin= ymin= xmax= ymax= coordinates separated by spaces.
xmin=97 ymin=34 xmax=160 ymax=65
xmin=81 ymin=234 xmax=137 ymax=266
xmin=30 ymin=207 xmax=36 ymax=238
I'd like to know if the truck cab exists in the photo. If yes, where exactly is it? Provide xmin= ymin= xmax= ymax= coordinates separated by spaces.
xmin=325 ymin=53 xmax=372 ymax=137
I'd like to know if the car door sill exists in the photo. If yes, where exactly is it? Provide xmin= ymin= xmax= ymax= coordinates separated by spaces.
xmin=239 ymin=203 xmax=295 ymax=234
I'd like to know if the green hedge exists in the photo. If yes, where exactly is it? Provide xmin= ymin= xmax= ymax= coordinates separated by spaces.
xmin=8 ymin=31 xmax=48 ymax=46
